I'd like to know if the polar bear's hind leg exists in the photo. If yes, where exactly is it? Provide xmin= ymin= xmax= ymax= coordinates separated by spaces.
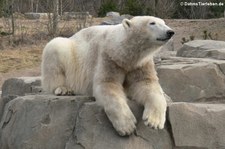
xmin=41 ymin=38 xmax=73 ymax=96
xmin=41 ymin=55 xmax=67 ymax=95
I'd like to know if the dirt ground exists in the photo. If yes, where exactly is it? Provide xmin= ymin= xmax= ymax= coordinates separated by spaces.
xmin=0 ymin=17 xmax=225 ymax=89
xmin=165 ymin=18 xmax=225 ymax=50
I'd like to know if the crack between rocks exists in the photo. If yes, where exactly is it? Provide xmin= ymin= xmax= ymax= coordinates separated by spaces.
xmin=133 ymin=130 xmax=149 ymax=142
xmin=64 ymin=100 xmax=91 ymax=149
xmin=193 ymin=95 xmax=225 ymax=103
xmin=1 ymin=109 xmax=13 ymax=129
xmin=73 ymin=101 xmax=87 ymax=149
xmin=74 ymin=112 xmax=85 ymax=149
xmin=166 ymin=108 xmax=176 ymax=148
xmin=214 ymin=63 xmax=225 ymax=77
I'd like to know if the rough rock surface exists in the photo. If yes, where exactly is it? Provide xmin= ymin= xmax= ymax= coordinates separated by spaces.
xmin=0 ymin=77 xmax=41 ymax=119
xmin=62 ymin=12 xmax=91 ymax=21
xmin=24 ymin=13 xmax=49 ymax=20
xmin=0 ymin=95 xmax=93 ymax=149
xmin=177 ymin=40 xmax=225 ymax=60
xmin=106 ymin=11 xmax=120 ymax=17
xmin=1 ymin=94 xmax=225 ymax=149
xmin=169 ymin=102 xmax=225 ymax=148
xmin=100 ymin=14 xmax=133 ymax=25
xmin=157 ymin=40 xmax=225 ymax=102
xmin=157 ymin=57 xmax=225 ymax=102
xmin=0 ymin=94 xmax=174 ymax=149
xmin=65 ymin=100 xmax=173 ymax=149
xmin=1 ymin=77 xmax=41 ymax=98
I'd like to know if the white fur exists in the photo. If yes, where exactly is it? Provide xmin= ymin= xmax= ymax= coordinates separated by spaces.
xmin=41 ymin=16 xmax=173 ymax=136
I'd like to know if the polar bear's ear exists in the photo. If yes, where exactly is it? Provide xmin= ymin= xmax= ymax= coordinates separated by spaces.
xmin=122 ymin=19 xmax=132 ymax=29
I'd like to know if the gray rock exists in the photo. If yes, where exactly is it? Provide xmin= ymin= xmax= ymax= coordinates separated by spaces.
xmin=24 ymin=12 xmax=41 ymax=19
xmin=0 ymin=77 xmax=39 ymax=120
xmin=0 ymin=95 xmax=94 ymax=149
xmin=0 ymin=93 xmax=225 ymax=148
xmin=177 ymin=40 xmax=225 ymax=60
xmin=0 ymin=95 xmax=173 ymax=149
xmin=100 ymin=15 xmax=133 ymax=25
xmin=157 ymin=57 xmax=225 ymax=102
xmin=24 ymin=13 xmax=50 ymax=20
xmin=0 ymin=77 xmax=42 ymax=119
xmin=106 ymin=11 xmax=120 ymax=17
xmin=1 ymin=77 xmax=41 ymax=98
xmin=168 ymin=102 xmax=225 ymax=148
xmin=0 ymin=95 xmax=18 ymax=122
xmin=65 ymin=101 xmax=173 ymax=149
xmin=101 ymin=17 xmax=124 ymax=25
xmin=121 ymin=14 xmax=133 ymax=19
xmin=62 ymin=12 xmax=91 ymax=21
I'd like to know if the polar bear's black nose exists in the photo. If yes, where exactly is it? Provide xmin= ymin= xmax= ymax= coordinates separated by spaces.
xmin=167 ymin=30 xmax=175 ymax=38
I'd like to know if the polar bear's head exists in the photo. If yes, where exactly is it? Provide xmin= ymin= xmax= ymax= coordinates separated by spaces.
xmin=122 ymin=16 xmax=174 ymax=46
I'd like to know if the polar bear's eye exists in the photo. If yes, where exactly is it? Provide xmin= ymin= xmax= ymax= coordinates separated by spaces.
xmin=150 ymin=22 xmax=156 ymax=25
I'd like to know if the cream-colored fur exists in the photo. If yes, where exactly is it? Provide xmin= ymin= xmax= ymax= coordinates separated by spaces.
xmin=41 ymin=16 xmax=174 ymax=136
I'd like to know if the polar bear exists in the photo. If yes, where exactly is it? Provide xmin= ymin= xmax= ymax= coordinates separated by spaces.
xmin=41 ymin=16 xmax=174 ymax=136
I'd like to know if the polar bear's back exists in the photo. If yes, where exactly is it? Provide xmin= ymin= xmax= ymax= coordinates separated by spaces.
xmin=71 ymin=24 xmax=124 ymax=49
xmin=72 ymin=25 xmax=118 ymax=39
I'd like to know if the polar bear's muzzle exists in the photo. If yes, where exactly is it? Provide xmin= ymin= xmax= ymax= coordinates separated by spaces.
xmin=157 ymin=30 xmax=175 ymax=41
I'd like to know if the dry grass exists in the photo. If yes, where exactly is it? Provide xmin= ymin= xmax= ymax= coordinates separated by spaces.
xmin=0 ymin=45 xmax=43 ymax=73
xmin=165 ymin=18 xmax=225 ymax=50
xmin=0 ymin=16 xmax=105 ymax=74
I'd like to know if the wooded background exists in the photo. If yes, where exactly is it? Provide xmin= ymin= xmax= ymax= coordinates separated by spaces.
xmin=0 ymin=0 xmax=224 ymax=19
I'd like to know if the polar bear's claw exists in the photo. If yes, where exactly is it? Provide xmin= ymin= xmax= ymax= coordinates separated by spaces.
xmin=142 ymin=98 xmax=166 ymax=130
xmin=106 ymin=106 xmax=137 ymax=136
xmin=114 ymin=116 xmax=136 ymax=136
xmin=54 ymin=87 xmax=74 ymax=96
xmin=143 ymin=108 xmax=165 ymax=129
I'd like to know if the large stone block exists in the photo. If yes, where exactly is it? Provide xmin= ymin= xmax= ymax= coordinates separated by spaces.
xmin=1 ymin=77 xmax=41 ymax=98
xmin=0 ymin=95 xmax=173 ymax=149
xmin=1 ymin=94 xmax=225 ymax=149
xmin=0 ymin=77 xmax=42 ymax=119
xmin=177 ymin=40 xmax=225 ymax=60
xmin=168 ymin=102 xmax=225 ymax=148
xmin=65 ymin=101 xmax=173 ymax=149
xmin=24 ymin=13 xmax=50 ymax=20
xmin=0 ymin=95 xmax=93 ymax=149
xmin=157 ymin=57 xmax=225 ymax=102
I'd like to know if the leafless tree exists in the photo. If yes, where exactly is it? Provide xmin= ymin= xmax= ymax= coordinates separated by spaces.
xmin=155 ymin=0 xmax=176 ymax=18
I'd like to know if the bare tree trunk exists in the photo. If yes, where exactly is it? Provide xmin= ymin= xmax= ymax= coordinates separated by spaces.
xmin=52 ymin=0 xmax=59 ymax=36
xmin=10 ymin=0 xmax=15 ymax=35
xmin=35 ymin=0 xmax=39 ymax=13
xmin=60 ymin=0 xmax=62 ymax=16
xmin=154 ymin=0 xmax=158 ymax=16
xmin=31 ymin=0 xmax=34 ymax=12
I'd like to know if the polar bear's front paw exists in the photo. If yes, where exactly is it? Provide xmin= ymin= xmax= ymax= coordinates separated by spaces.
xmin=113 ymin=113 xmax=137 ymax=136
xmin=54 ymin=86 xmax=73 ymax=96
xmin=106 ymin=107 xmax=137 ymax=136
xmin=142 ymin=98 xmax=167 ymax=129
